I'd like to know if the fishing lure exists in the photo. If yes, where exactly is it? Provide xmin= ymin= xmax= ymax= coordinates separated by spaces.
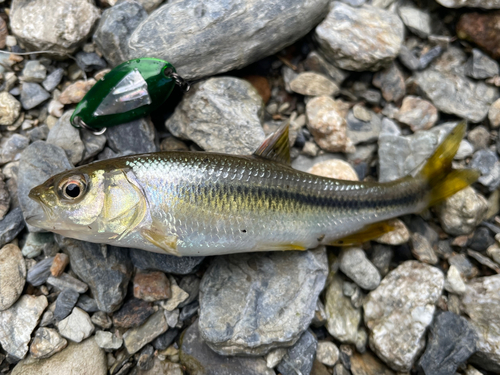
xmin=70 ymin=58 xmax=189 ymax=135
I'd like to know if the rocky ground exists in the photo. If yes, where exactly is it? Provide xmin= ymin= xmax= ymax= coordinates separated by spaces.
xmin=0 ymin=0 xmax=499 ymax=374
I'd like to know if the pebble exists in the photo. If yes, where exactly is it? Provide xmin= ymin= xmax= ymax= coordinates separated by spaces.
xmin=306 ymin=96 xmax=354 ymax=153
xmin=0 ymin=244 xmax=25 ymax=310
xmin=12 ymin=337 xmax=106 ymax=375
xmin=449 ymin=253 xmax=476 ymax=279
xmin=304 ymin=51 xmax=349 ymax=84
xmin=372 ymin=62 xmax=405 ymax=103
xmin=130 ymin=248 xmax=205 ymax=275
xmin=46 ymin=111 xmax=86 ymax=164
xmin=397 ymin=1 xmax=432 ymax=38
xmin=374 ymin=219 xmax=410 ymax=245
xmin=152 ymin=328 xmax=179 ymax=351
xmin=444 ymin=265 xmax=467 ymax=295
xmin=166 ymin=77 xmax=265 ymax=155
xmin=58 ymin=238 xmax=132 ymax=313
xmin=0 ymin=295 xmax=48 ymax=359
xmin=0 ymin=174 xmax=8 ymax=221
xmin=370 ymin=244 xmax=393 ymax=277
xmin=470 ymin=149 xmax=500 ymax=190
xmin=22 ymin=60 xmax=47 ymax=83
xmin=468 ymin=126 xmax=490 ymax=150
xmin=266 ymin=348 xmax=287 ymax=368
xmin=95 ymin=331 xmax=123 ymax=351
xmin=277 ymin=330 xmax=317 ymax=375
xmin=316 ymin=341 xmax=340 ymax=367
xmin=315 ymin=3 xmax=404 ymax=71
xmin=346 ymin=109 xmax=381 ymax=145
xmin=75 ymin=51 xmax=106 ymax=72
xmin=410 ymin=232 xmax=438 ymax=265
xmin=0 ymin=133 xmax=29 ymax=165
xmin=53 ymin=289 xmax=80 ymax=321
xmin=340 ymin=248 xmax=381 ymax=290
xmin=113 ymin=298 xmax=155 ymax=328
xmin=308 ymin=159 xmax=358 ymax=180
xmin=50 ymin=253 xmax=69 ymax=277
xmin=334 ymin=363 xmax=351 ymax=375
xmin=105 ymin=117 xmax=158 ymax=154
xmin=457 ymin=12 xmax=500 ymax=59
xmin=489 ymin=98 xmax=500 ymax=128
xmin=76 ymin=295 xmax=99 ymax=313
xmin=178 ymin=275 xmax=200 ymax=308
xmin=199 ymin=248 xmax=327 ymax=355
xmin=487 ymin=243 xmax=500 ymax=264
xmin=164 ymin=308 xmax=180 ymax=327
xmin=468 ymin=249 xmax=500 ymax=273
xmin=90 ymin=312 xmax=111 ymax=330
xmin=363 ymin=261 xmax=444 ymax=371
xmin=350 ymin=351 xmax=396 ymax=375
xmin=80 ymin=128 xmax=107 ymax=161
xmin=290 ymin=72 xmax=339 ymax=97
xmin=0 ymin=92 xmax=21 ymax=126
xmin=0 ymin=207 xmax=25 ymax=248
xmin=133 ymin=270 xmax=171 ymax=302
xmin=42 ymin=68 xmax=64 ymax=92
xmin=436 ymin=187 xmax=488 ymax=236
xmin=127 ymin=0 xmax=330 ymax=79
xmin=439 ymin=0 xmax=500 ymax=6
xmin=179 ymin=300 xmax=198 ymax=321
xmin=47 ymin=273 xmax=88 ymax=294
xmin=395 ymin=96 xmax=438 ymax=132
xmin=30 ymin=327 xmax=67 ymax=359
xmin=160 ymin=277 xmax=189 ymax=311
xmin=57 ymin=307 xmax=94 ymax=343
xmin=20 ymin=82 xmax=51 ymax=110
xmin=180 ymin=321 xmax=274 ymax=375
xmin=27 ymin=256 xmax=55 ymax=286
xmin=468 ymin=227 xmax=495 ymax=252
xmin=466 ymin=48 xmax=499 ymax=79
xmin=123 ymin=310 xmax=168 ymax=354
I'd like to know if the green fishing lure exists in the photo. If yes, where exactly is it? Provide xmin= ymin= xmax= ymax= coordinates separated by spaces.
xmin=70 ymin=58 xmax=189 ymax=134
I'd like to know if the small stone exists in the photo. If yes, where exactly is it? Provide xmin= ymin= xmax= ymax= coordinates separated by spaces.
xmin=47 ymin=273 xmax=88 ymax=294
xmin=266 ymin=348 xmax=287 ymax=368
xmin=277 ymin=330 xmax=317 ymax=375
xmin=75 ymin=51 xmax=106 ymax=72
xmin=20 ymin=82 xmax=51 ymax=110
xmin=410 ymin=232 xmax=438 ymax=265
xmin=444 ymin=265 xmax=466 ymax=295
xmin=397 ymin=1 xmax=432 ymax=38
xmin=30 ymin=327 xmax=67 ymax=359
xmin=468 ymin=126 xmax=490 ymax=150
xmin=0 ymin=207 xmax=25 ymax=248
xmin=370 ymin=244 xmax=393 ymax=277
xmin=395 ymin=96 xmax=438 ymax=132
xmin=0 ymin=244 xmax=26 ymax=310
xmin=133 ymin=270 xmax=171 ymax=302
xmin=0 ymin=92 xmax=21 ymax=126
xmin=340 ymin=248 xmax=381 ymax=290
xmin=27 ymin=257 xmax=55 ymax=286
xmin=449 ymin=253 xmax=476 ymax=279
xmin=316 ymin=341 xmax=339 ymax=367
xmin=457 ymin=12 xmax=500 ymax=59
xmin=104 ymin=117 xmax=158 ymax=154
xmin=45 ymin=111 xmax=85 ymax=165
xmin=130 ymin=249 xmax=204 ymax=275
xmin=306 ymin=96 xmax=354 ymax=153
xmin=437 ymin=187 xmax=488 ymax=236
xmin=308 ymin=159 xmax=358 ymax=180
xmin=466 ymin=49 xmax=499 ymax=79
xmin=372 ymin=62 xmax=405 ymax=103
xmin=290 ymin=72 xmax=339 ymax=97
xmin=455 ymin=140 xmax=474 ymax=160
xmin=22 ymin=60 xmax=47 ymax=83
xmin=42 ymin=68 xmax=64 ymax=92
xmin=113 ymin=298 xmax=155 ymax=328
xmin=91 ymin=311 xmax=112 ymax=329
xmin=161 ymin=277 xmax=189 ymax=312
xmin=468 ymin=249 xmax=500 ymax=273
xmin=352 ymin=104 xmax=371 ymax=122
xmin=57 ymin=307 xmax=94 ymax=343
xmin=468 ymin=227 xmax=495 ymax=252
xmin=178 ymin=275 xmax=200 ymax=308
xmin=350 ymin=351 xmax=396 ymax=375
xmin=76 ymin=295 xmax=99 ymax=313
xmin=164 ymin=308 xmax=180 ymax=327
xmin=95 ymin=330 xmax=123 ymax=350
xmin=50 ymin=253 xmax=69 ymax=277
xmin=334 ymin=363 xmax=351 ymax=375
xmin=304 ymin=51 xmax=349 ymax=84
xmin=470 ymin=150 xmax=500 ymax=191
xmin=53 ymin=289 xmax=80 ymax=321
xmin=123 ymin=310 xmax=168 ymax=355
xmin=374 ymin=219 xmax=410 ymax=245
xmin=489 ymin=99 xmax=500 ymax=128
xmin=58 ymin=79 xmax=96 ymax=105
xmin=152 ymin=328 xmax=179 ymax=351
xmin=487 ymin=243 xmax=500 ymax=264
xmin=346 ymin=110 xmax=382 ymax=145
xmin=179 ymin=301 xmax=198 ymax=321
xmin=0 ymin=134 xmax=30 ymax=165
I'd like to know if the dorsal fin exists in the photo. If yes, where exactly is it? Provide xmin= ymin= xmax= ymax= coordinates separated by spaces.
xmin=253 ymin=122 xmax=291 ymax=165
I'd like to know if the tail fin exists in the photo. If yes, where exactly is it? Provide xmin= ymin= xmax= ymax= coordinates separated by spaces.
xmin=419 ymin=121 xmax=480 ymax=207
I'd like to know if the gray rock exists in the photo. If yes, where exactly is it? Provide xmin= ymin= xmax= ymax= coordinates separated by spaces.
xmin=12 ymin=337 xmax=107 ymax=375
xmin=340 ymin=248 xmax=381 ymax=290
xmin=128 ymin=0 xmax=330 ymax=80
xmin=462 ymin=274 xmax=500 ymax=371
xmin=399 ymin=45 xmax=423 ymax=71
xmin=315 ymin=3 xmax=404 ymax=71
xmin=180 ymin=301 xmax=199 ymax=321
xmin=75 ymin=51 xmax=106 ymax=72
xmin=414 ymin=69 xmax=498 ymax=122
xmin=0 ymin=244 xmax=25 ymax=311
xmin=18 ymin=141 xmax=73 ymax=232
xmin=397 ymin=0 xmax=432 ymax=38
xmin=46 ymin=111 xmax=85 ymax=165
xmin=106 ymin=117 xmax=158 ymax=154
xmin=53 ymin=289 xmax=80 ymax=321
xmin=22 ymin=232 xmax=59 ymax=258
xmin=395 ymin=96 xmax=438 ymax=132
xmin=76 ymin=295 xmax=99 ymax=313
xmin=178 ymin=275 xmax=200 ymax=308
xmin=0 ymin=207 xmax=25 ymax=248
xmin=277 ymin=330 xmax=318 ymax=375
xmin=26 ymin=257 xmax=55 ymax=286
xmin=58 ymin=238 xmax=133 ymax=313
xmin=304 ymin=51 xmax=349 ymax=84
xmin=112 ymin=298 xmax=155 ymax=328
xmin=42 ymin=68 xmax=64 ymax=92
xmin=10 ymin=0 xmax=100 ymax=56
xmin=95 ymin=330 xmax=123 ymax=350
xmin=30 ymin=327 xmax=67 ymax=359
xmin=27 ymin=124 xmax=50 ymax=142
xmin=130 ymin=248 xmax=204 ymax=275
xmin=0 ymin=92 xmax=21 ymax=126
xmin=0 ymin=133 xmax=30 ymax=165
xmin=47 ymin=273 xmax=88 ymax=294
xmin=0 ymin=295 xmax=48 ymax=359
xmin=56 ymin=307 xmax=94 ymax=343
xmin=20 ymin=82 xmax=51 ymax=110
xmin=364 ymin=261 xmax=444 ymax=372
xmin=466 ymin=49 xmax=500 ymax=79
xmin=152 ymin=328 xmax=179 ymax=350
xmin=410 ymin=232 xmax=438 ymax=265
xmin=123 ymin=310 xmax=168 ymax=354
xmin=470 ymin=149 xmax=500 ymax=190
xmin=372 ymin=62 xmax=406 ymax=102
xmin=199 ymin=247 xmax=328 ymax=355
xmin=80 ymin=128 xmax=106 ymax=161
xmin=164 ymin=309 xmax=180 ymax=328
xmin=436 ymin=0 xmax=500 ymax=8
xmin=22 ymin=60 xmax=47 ymax=83
xmin=346 ymin=110 xmax=381 ymax=145
xmin=91 ymin=311 xmax=112 ymax=329
xmin=180 ymin=321 xmax=274 ymax=375
xmin=166 ymin=77 xmax=265 ymax=155
xmin=489 ymin=98 xmax=500 ymax=128
xmin=370 ymin=244 xmax=393 ymax=277
xmin=290 ymin=72 xmax=339 ymax=97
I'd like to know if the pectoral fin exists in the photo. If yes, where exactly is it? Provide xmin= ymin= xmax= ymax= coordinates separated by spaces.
xmin=141 ymin=218 xmax=180 ymax=256
xmin=331 ymin=221 xmax=395 ymax=246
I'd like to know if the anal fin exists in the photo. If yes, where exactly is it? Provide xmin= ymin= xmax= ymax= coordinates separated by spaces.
xmin=331 ymin=221 xmax=395 ymax=246
xmin=255 ymin=243 xmax=307 ymax=251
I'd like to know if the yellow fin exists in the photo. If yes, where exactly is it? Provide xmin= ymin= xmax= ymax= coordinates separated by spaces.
xmin=253 ymin=122 xmax=291 ymax=165
xmin=141 ymin=218 xmax=180 ymax=256
xmin=255 ymin=243 xmax=307 ymax=251
xmin=331 ymin=221 xmax=395 ymax=246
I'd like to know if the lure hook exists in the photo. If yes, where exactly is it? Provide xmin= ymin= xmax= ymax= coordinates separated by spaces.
xmin=71 ymin=116 xmax=107 ymax=135
xmin=164 ymin=69 xmax=190 ymax=92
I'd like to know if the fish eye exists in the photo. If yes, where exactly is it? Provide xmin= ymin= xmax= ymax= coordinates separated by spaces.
xmin=58 ymin=175 xmax=87 ymax=201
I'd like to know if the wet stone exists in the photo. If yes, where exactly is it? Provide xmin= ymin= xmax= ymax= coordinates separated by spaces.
xmin=290 ymin=72 xmax=339 ymax=97
xmin=47 ymin=273 xmax=88 ymax=294
xmin=277 ymin=330 xmax=317 ymax=375
xmin=133 ymin=270 xmax=171 ymax=302
xmin=27 ymin=256 xmax=55 ymax=286
xmin=123 ymin=310 xmax=168 ymax=355
xmin=53 ymin=288 xmax=80 ymax=321
xmin=42 ymin=68 xmax=64 ymax=92
xmin=30 ymin=327 xmax=67 ymax=359
xmin=113 ymin=298 xmax=155 ymax=329
xmin=152 ymin=328 xmax=179 ymax=351
xmin=22 ymin=232 xmax=58 ymax=259
xmin=466 ymin=49 xmax=499 ymax=79
xmin=0 ymin=244 xmax=25 ymax=311
xmin=199 ymin=248 xmax=328 ymax=355
xmin=20 ymin=82 xmax=51 ymax=110
xmin=372 ymin=62 xmax=405 ymax=103
xmin=106 ymin=117 xmax=158 ymax=154
xmin=340 ymin=248 xmax=381 ymax=290
xmin=22 ymin=60 xmax=47 ymax=83
xmin=0 ymin=92 xmax=21 ymax=126
xmin=95 ymin=330 xmax=123 ymax=350
xmin=0 ymin=207 xmax=25 ymax=248
xmin=130 ymin=248 xmax=204 ymax=275
xmin=56 ymin=307 xmax=94 ymax=343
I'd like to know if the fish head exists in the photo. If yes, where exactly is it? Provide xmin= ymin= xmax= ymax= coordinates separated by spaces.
xmin=27 ymin=164 xmax=147 ymax=242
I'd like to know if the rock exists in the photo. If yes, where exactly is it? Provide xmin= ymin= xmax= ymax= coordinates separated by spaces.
xmin=315 ymin=3 xmax=404 ymax=71
xmin=128 ymin=0 xmax=329 ymax=80
xmin=290 ymin=72 xmax=339 ymax=97
xmin=462 ymin=274 xmax=500 ymax=371
xmin=466 ymin=49 xmax=499 ymax=79
xmin=178 ymin=275 xmax=200 ymax=308
xmin=90 ymin=311 xmax=112 ymax=330
xmin=304 ymin=51 xmax=349 ymax=84
xmin=94 ymin=1 xmax=148 ymax=67
xmin=47 ymin=273 xmax=88 ymax=294
xmin=80 ymin=128 xmax=107 ymax=161
xmin=137 ymin=344 xmax=154 ymax=370
xmin=414 ymin=69 xmax=497 ymax=122
xmin=20 ymin=82 xmax=51 ymax=110
xmin=316 ymin=341 xmax=339 ymax=367
xmin=180 ymin=321 xmax=274 ymax=375
xmin=266 ymin=348 xmax=287 ymax=368
xmin=441 ymin=0 xmax=500 ymax=8
xmin=57 ymin=307 xmax=94 ymax=343
xmin=470 ymin=150 xmax=500 ymax=190
xmin=10 ymin=0 xmax=100 ymax=56
xmin=308 ymin=159 xmax=358 ymax=180
xmin=59 ymin=238 xmax=132 ymax=313
xmin=489 ymin=98 xmax=500 ymax=128
xmin=334 ymin=363 xmax=351 ymax=375
xmin=370 ymin=244 xmax=393 ymax=277
xmin=346 ymin=110 xmax=381 ymax=145
xmin=180 ymin=301 xmax=199 ymax=321
xmin=488 ymin=243 xmax=500 ymax=264
xmin=58 ymin=79 xmax=96 ymax=104
xmin=46 ymin=111 xmax=85 ymax=165
xmin=95 ymin=330 xmax=123 ymax=350
xmin=123 ymin=310 xmax=168 ymax=354
xmin=397 ymin=1 xmax=432 ymax=38
xmin=374 ymin=219 xmax=410 ymax=245
xmin=449 ymin=253 xmax=476 ymax=279
xmin=437 ymin=187 xmax=488 ymax=236
xmin=75 ymin=51 xmax=106 ymax=72
xmin=22 ymin=60 xmax=47 ymax=83
xmin=372 ymin=62 xmax=405 ymax=103
xmin=0 ymin=92 xmax=21 ymax=126
xmin=166 ymin=77 xmax=264 ymax=155
xmin=18 ymin=141 xmax=73 ymax=232
xmin=12 ymin=338 xmax=106 ymax=375
xmin=468 ymin=126 xmax=490 ymax=150
xmin=468 ymin=249 xmax=500 ymax=273
xmin=42 ymin=68 xmax=64 ymax=92
xmin=161 ymin=277 xmax=188 ymax=311
xmin=395 ymin=96 xmax=438 ymax=132
xmin=444 ymin=265 xmax=466 ymax=295
xmin=340 ymin=248 xmax=381 ymax=290
xmin=350 ymin=351 xmax=396 ymax=375
xmin=30 ymin=327 xmax=67 ymax=359
xmin=164 ymin=308 xmax=180 ymax=327
xmin=0 ymin=295 xmax=48 ymax=359
xmin=0 ymin=207 xmax=25 ymax=247
xmin=0 ymin=134 xmax=30 ymax=165
xmin=105 ymin=117 xmax=158 ymax=154
xmin=76 ymin=295 xmax=99 ymax=313
xmin=0 ymin=244 xmax=25 ymax=310
xmin=113 ymin=298 xmax=155 ymax=328
xmin=133 ymin=270 xmax=171 ymax=302
xmin=325 ymin=275 xmax=362 ymax=344
xmin=468 ymin=227 xmax=495 ymax=252
xmin=27 ymin=256 xmax=55 ymax=286
xmin=410 ymin=232 xmax=438 ymax=265
xmin=53 ymin=289 xmax=80 ymax=321
xmin=199 ymin=248 xmax=327 ymax=355
xmin=364 ymin=261 xmax=444 ymax=372
xmin=50 ymin=253 xmax=69 ymax=277
xmin=277 ymin=330 xmax=317 ymax=375
xmin=23 ymin=232 xmax=58 ymax=258
xmin=306 ymin=96 xmax=354 ymax=153
xmin=153 ymin=328 xmax=179 ymax=351
xmin=130 ymin=248 xmax=204 ymax=275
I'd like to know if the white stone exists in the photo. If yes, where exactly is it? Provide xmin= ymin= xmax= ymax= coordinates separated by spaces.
xmin=444 ymin=265 xmax=466 ymax=295
xmin=57 ymin=307 xmax=94 ymax=343
xmin=316 ymin=341 xmax=339 ymax=366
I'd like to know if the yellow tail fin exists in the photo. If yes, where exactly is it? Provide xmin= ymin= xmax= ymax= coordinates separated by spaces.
xmin=419 ymin=121 xmax=480 ymax=207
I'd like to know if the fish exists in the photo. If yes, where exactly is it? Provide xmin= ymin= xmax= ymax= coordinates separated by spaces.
xmin=26 ymin=122 xmax=479 ymax=257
